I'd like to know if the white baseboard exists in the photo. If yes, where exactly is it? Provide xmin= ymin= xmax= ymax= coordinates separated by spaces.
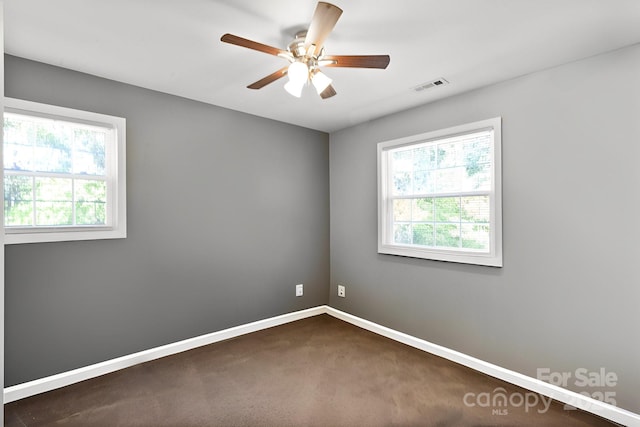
xmin=4 ymin=305 xmax=639 ymax=426
xmin=3 ymin=306 xmax=325 ymax=404
xmin=326 ymin=307 xmax=639 ymax=427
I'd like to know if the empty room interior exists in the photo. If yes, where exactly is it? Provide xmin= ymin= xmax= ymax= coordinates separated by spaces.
xmin=2 ymin=1 xmax=640 ymax=426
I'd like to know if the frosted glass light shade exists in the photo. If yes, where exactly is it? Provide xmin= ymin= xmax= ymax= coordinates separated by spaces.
xmin=284 ymin=80 xmax=304 ymax=97
xmin=312 ymin=71 xmax=332 ymax=94
xmin=287 ymin=61 xmax=309 ymax=84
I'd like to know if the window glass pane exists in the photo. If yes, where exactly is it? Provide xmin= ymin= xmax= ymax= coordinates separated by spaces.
xmin=35 ymin=177 xmax=73 ymax=225
xmin=435 ymin=223 xmax=461 ymax=248
xmin=412 ymin=146 xmax=436 ymax=171
xmin=462 ymin=137 xmax=492 ymax=191
xmin=4 ymin=175 xmax=33 ymax=226
xmin=461 ymin=196 xmax=490 ymax=223
xmin=4 ymin=143 xmax=33 ymax=172
xmin=393 ymin=199 xmax=411 ymax=221
xmin=463 ymin=137 xmax=491 ymax=165
xmin=393 ymin=223 xmax=411 ymax=244
xmin=412 ymin=198 xmax=434 ymax=221
xmin=33 ymin=122 xmax=73 ymax=173
xmin=74 ymin=128 xmax=106 ymax=175
xmin=462 ymin=163 xmax=491 ymax=192
xmin=413 ymin=170 xmax=434 ymax=194
xmin=413 ymin=223 xmax=434 ymax=246
xmin=4 ymin=114 xmax=35 ymax=171
xmin=462 ymin=224 xmax=490 ymax=250
xmin=392 ymin=149 xmax=412 ymax=171
xmin=392 ymin=172 xmax=411 ymax=195
xmin=435 ymin=197 xmax=460 ymax=222
xmin=435 ymin=167 xmax=465 ymax=193
xmin=437 ymin=142 xmax=465 ymax=168
xmin=75 ymin=179 xmax=107 ymax=225
xmin=391 ymin=149 xmax=412 ymax=195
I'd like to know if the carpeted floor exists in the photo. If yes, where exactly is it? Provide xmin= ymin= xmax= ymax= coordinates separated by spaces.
xmin=5 ymin=314 xmax=618 ymax=426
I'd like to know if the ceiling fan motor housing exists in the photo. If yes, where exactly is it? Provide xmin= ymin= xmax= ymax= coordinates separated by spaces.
xmin=288 ymin=31 xmax=308 ymax=57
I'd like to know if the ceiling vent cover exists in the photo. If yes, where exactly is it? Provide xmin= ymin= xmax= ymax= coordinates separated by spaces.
xmin=413 ymin=78 xmax=449 ymax=93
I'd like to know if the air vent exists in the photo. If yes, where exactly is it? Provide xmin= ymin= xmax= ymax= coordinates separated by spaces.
xmin=413 ymin=78 xmax=449 ymax=93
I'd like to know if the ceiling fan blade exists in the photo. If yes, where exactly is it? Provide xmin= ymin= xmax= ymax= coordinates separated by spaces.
xmin=320 ymin=85 xmax=337 ymax=99
xmin=304 ymin=2 xmax=343 ymax=56
xmin=321 ymin=55 xmax=391 ymax=69
xmin=221 ymin=33 xmax=288 ymax=57
xmin=247 ymin=66 xmax=289 ymax=90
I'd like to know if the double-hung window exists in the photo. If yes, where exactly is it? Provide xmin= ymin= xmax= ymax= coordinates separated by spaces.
xmin=3 ymin=98 xmax=126 ymax=244
xmin=378 ymin=117 xmax=502 ymax=266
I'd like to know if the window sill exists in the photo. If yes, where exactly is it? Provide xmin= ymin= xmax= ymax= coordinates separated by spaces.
xmin=5 ymin=227 xmax=126 ymax=245
xmin=378 ymin=243 xmax=502 ymax=267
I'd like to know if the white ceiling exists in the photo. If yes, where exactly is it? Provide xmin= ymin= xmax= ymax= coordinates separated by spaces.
xmin=5 ymin=0 xmax=640 ymax=133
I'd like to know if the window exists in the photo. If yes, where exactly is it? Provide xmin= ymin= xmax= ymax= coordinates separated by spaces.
xmin=3 ymin=98 xmax=126 ymax=244
xmin=378 ymin=117 xmax=502 ymax=267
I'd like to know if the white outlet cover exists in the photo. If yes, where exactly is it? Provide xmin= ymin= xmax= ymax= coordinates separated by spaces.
xmin=338 ymin=285 xmax=345 ymax=297
xmin=296 ymin=284 xmax=303 ymax=297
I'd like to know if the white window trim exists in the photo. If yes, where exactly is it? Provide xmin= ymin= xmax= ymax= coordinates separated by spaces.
xmin=3 ymin=97 xmax=126 ymax=244
xmin=377 ymin=117 xmax=502 ymax=267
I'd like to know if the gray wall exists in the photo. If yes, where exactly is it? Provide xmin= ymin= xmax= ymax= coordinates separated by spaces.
xmin=330 ymin=44 xmax=640 ymax=413
xmin=5 ymin=43 xmax=640 ymax=414
xmin=5 ymin=55 xmax=330 ymax=386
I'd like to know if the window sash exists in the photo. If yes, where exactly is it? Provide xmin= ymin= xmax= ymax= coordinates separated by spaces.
xmin=385 ymin=193 xmax=493 ymax=253
xmin=4 ymin=172 xmax=111 ymax=230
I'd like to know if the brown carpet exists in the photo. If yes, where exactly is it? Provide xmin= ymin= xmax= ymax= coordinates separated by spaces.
xmin=5 ymin=314 xmax=618 ymax=426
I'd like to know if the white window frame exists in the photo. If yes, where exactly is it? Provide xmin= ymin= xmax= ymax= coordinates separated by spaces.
xmin=377 ymin=117 xmax=502 ymax=267
xmin=3 ymin=97 xmax=126 ymax=244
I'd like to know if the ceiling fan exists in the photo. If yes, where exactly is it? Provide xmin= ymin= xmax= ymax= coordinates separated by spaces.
xmin=220 ymin=1 xmax=390 ymax=99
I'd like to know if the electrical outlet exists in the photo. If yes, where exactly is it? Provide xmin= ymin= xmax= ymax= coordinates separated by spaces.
xmin=337 ymin=284 xmax=345 ymax=298
xmin=296 ymin=284 xmax=303 ymax=297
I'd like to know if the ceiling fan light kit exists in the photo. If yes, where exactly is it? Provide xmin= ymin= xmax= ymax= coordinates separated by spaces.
xmin=284 ymin=80 xmax=303 ymax=98
xmin=311 ymin=70 xmax=332 ymax=94
xmin=220 ymin=2 xmax=390 ymax=99
xmin=288 ymin=61 xmax=309 ymax=83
